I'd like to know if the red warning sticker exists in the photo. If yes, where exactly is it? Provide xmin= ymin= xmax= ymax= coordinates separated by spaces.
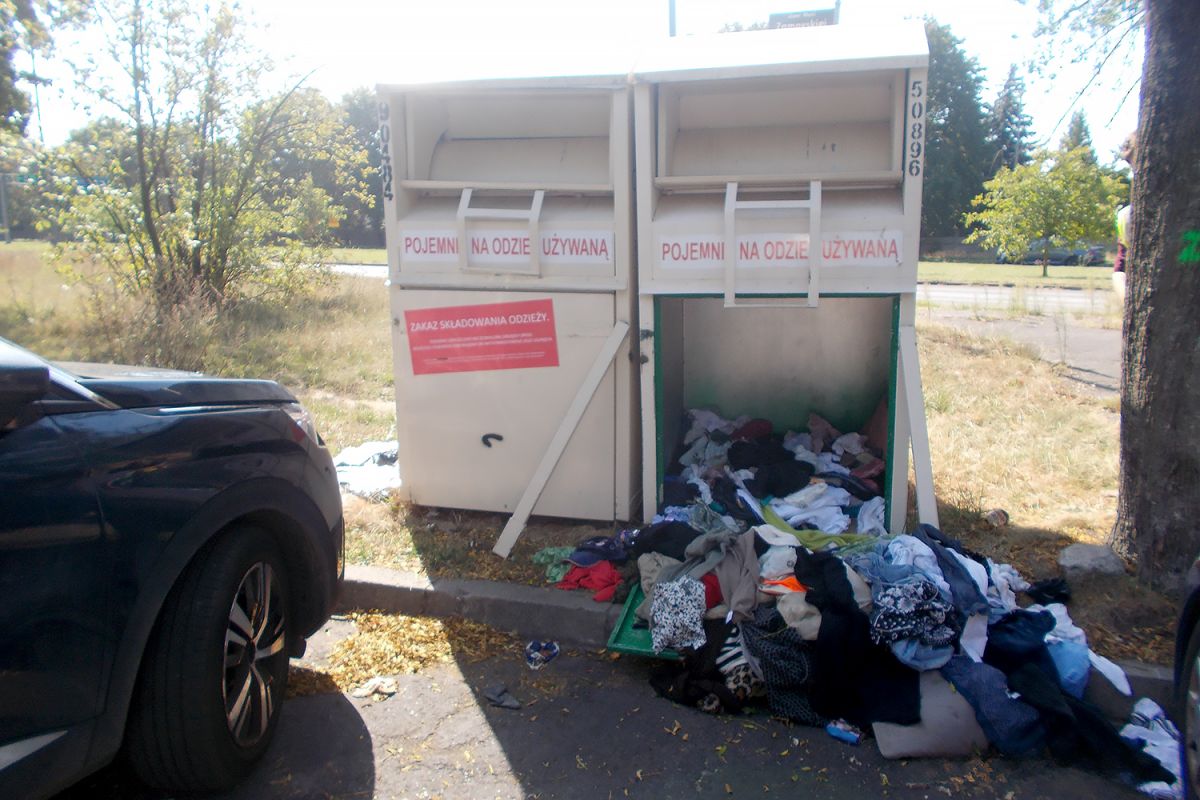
xmin=404 ymin=298 xmax=559 ymax=375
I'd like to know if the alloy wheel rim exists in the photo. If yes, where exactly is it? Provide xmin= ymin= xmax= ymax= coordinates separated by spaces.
xmin=223 ymin=562 xmax=286 ymax=748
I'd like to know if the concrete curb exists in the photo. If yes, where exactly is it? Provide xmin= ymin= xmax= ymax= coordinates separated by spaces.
xmin=341 ymin=565 xmax=621 ymax=650
xmin=339 ymin=565 xmax=1176 ymax=721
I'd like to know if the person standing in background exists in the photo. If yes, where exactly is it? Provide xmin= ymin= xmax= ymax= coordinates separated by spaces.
xmin=1113 ymin=133 xmax=1136 ymax=301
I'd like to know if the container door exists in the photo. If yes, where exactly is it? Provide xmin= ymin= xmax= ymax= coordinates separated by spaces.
xmin=392 ymin=289 xmax=617 ymax=520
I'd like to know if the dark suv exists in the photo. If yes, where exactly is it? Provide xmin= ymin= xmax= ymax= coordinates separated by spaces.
xmin=0 ymin=337 xmax=344 ymax=799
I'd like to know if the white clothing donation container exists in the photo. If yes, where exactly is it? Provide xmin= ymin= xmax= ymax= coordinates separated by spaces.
xmin=633 ymin=23 xmax=937 ymax=534
xmin=378 ymin=70 xmax=638 ymax=545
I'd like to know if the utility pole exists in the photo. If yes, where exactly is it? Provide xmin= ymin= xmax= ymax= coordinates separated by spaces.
xmin=669 ymin=0 xmax=676 ymax=36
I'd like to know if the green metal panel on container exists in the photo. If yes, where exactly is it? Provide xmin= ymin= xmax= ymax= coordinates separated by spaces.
xmin=885 ymin=295 xmax=900 ymax=527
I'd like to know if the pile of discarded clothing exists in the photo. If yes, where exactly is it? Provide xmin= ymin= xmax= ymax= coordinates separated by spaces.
xmin=558 ymin=408 xmax=1177 ymax=795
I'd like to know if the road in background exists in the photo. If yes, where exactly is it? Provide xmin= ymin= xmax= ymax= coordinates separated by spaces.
xmin=918 ymin=283 xmax=1117 ymax=314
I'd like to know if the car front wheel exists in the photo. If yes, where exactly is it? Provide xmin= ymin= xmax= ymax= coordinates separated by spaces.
xmin=127 ymin=525 xmax=290 ymax=791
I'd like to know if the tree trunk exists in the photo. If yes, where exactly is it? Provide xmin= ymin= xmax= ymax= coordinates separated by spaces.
xmin=1111 ymin=0 xmax=1200 ymax=586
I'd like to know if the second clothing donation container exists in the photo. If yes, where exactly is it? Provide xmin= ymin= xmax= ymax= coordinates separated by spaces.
xmin=379 ymin=67 xmax=638 ymax=530
xmin=633 ymin=22 xmax=937 ymax=535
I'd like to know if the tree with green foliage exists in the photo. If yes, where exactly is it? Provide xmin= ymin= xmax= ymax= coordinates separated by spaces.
xmin=986 ymin=65 xmax=1035 ymax=173
xmin=1059 ymin=111 xmax=1096 ymax=164
xmin=42 ymin=0 xmax=370 ymax=317
xmin=335 ymin=87 xmax=384 ymax=248
xmin=963 ymin=147 xmax=1123 ymax=277
xmin=921 ymin=19 xmax=991 ymax=238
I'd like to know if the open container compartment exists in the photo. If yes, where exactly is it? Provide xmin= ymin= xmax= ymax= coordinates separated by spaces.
xmin=379 ymin=70 xmax=639 ymax=525
xmin=649 ymin=295 xmax=899 ymax=516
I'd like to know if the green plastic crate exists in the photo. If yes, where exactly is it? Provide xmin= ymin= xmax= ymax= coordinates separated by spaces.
xmin=606 ymin=584 xmax=680 ymax=660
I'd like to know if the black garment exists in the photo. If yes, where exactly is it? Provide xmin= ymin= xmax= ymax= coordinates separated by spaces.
xmin=739 ymin=606 xmax=824 ymax=726
xmin=662 ymin=477 xmax=700 ymax=507
xmin=792 ymin=548 xmax=857 ymax=610
xmin=984 ymin=609 xmax=1060 ymax=685
xmin=727 ymin=438 xmax=792 ymax=470
xmin=1026 ymin=577 xmax=1072 ymax=606
xmin=649 ymin=618 xmax=747 ymax=714
xmin=792 ymin=548 xmax=921 ymax=727
xmin=1007 ymin=663 xmax=1173 ymax=784
xmin=710 ymin=477 xmax=761 ymax=524
xmin=813 ymin=471 xmax=879 ymax=501
xmin=631 ymin=521 xmax=704 ymax=562
xmin=744 ymin=460 xmax=815 ymax=499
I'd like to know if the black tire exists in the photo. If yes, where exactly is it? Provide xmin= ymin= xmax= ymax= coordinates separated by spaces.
xmin=1180 ymin=618 xmax=1200 ymax=800
xmin=127 ymin=525 xmax=290 ymax=792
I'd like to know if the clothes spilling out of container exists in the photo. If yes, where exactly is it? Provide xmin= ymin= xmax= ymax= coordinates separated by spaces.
xmin=543 ymin=408 xmax=1178 ymax=796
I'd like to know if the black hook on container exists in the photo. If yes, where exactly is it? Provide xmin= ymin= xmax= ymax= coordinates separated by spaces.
xmin=481 ymin=433 xmax=504 ymax=448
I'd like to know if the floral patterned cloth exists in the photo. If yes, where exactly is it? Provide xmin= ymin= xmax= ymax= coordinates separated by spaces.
xmin=649 ymin=576 xmax=707 ymax=653
xmin=869 ymin=581 xmax=960 ymax=647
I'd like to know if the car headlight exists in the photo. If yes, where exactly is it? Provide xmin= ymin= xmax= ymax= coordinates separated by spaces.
xmin=283 ymin=402 xmax=323 ymax=445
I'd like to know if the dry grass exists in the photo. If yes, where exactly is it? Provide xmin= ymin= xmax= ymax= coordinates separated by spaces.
xmin=0 ymin=243 xmax=395 ymax=454
xmin=917 ymin=322 xmax=1119 ymax=540
xmin=342 ymin=494 xmax=611 ymax=585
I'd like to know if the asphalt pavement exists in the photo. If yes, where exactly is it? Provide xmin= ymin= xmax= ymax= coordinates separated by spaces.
xmin=57 ymin=568 xmax=1170 ymax=800
xmin=64 ymin=637 xmax=1146 ymax=800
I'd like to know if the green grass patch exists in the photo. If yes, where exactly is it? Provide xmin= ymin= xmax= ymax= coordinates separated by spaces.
xmin=329 ymin=247 xmax=387 ymax=265
xmin=919 ymin=260 xmax=1114 ymax=290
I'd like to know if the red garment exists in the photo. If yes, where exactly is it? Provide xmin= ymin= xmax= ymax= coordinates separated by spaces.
xmin=851 ymin=456 xmax=885 ymax=480
xmin=700 ymin=572 xmax=723 ymax=609
xmin=731 ymin=418 xmax=773 ymax=441
xmin=556 ymin=561 xmax=622 ymax=603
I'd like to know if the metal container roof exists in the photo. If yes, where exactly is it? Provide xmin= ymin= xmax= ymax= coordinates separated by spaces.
xmin=377 ymin=22 xmax=927 ymax=94
xmin=632 ymin=22 xmax=928 ymax=83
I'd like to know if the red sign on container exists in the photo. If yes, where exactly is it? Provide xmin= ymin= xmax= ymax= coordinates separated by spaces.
xmin=404 ymin=299 xmax=559 ymax=376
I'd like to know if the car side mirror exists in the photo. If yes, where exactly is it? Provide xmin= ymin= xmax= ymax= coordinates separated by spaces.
xmin=0 ymin=362 xmax=50 ymax=430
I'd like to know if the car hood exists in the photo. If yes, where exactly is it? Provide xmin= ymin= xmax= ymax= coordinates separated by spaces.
xmin=55 ymin=361 xmax=297 ymax=409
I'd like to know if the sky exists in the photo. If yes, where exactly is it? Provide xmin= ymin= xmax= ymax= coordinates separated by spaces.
xmin=32 ymin=0 xmax=1141 ymax=163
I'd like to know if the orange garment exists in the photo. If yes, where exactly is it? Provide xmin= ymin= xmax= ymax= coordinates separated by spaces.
xmin=760 ymin=576 xmax=808 ymax=595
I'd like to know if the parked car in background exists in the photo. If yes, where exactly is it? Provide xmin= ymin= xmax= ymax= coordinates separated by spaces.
xmin=0 ymin=337 xmax=344 ymax=800
xmin=996 ymin=240 xmax=1105 ymax=266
